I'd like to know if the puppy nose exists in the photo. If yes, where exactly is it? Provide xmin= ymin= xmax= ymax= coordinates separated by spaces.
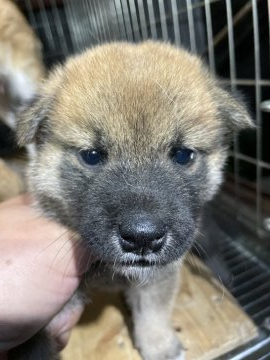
xmin=119 ymin=214 xmax=166 ymax=254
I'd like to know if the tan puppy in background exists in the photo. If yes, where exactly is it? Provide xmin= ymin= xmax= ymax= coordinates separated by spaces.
xmin=11 ymin=41 xmax=253 ymax=360
xmin=0 ymin=0 xmax=45 ymax=200
xmin=0 ymin=0 xmax=45 ymax=128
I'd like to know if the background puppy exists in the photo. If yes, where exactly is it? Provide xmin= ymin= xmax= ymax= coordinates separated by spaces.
xmin=0 ymin=0 xmax=45 ymax=129
xmin=12 ymin=41 xmax=253 ymax=360
xmin=0 ymin=0 xmax=45 ymax=201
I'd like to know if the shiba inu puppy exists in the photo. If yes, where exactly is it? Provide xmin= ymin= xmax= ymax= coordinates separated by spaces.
xmin=12 ymin=41 xmax=253 ymax=360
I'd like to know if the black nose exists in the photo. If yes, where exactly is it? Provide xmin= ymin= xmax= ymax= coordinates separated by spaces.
xmin=119 ymin=213 xmax=166 ymax=255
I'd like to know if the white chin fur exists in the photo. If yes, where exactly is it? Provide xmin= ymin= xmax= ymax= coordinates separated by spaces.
xmin=115 ymin=265 xmax=157 ymax=285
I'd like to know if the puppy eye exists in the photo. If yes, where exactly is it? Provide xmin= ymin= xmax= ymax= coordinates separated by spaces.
xmin=79 ymin=149 xmax=104 ymax=166
xmin=171 ymin=147 xmax=195 ymax=165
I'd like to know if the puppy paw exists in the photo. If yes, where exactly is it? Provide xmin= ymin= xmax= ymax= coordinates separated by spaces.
xmin=136 ymin=329 xmax=184 ymax=360
xmin=175 ymin=351 xmax=185 ymax=360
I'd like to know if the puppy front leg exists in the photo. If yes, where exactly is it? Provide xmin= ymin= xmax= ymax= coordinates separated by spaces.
xmin=125 ymin=266 xmax=184 ymax=360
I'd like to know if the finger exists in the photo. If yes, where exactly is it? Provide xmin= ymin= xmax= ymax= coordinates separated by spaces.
xmin=46 ymin=300 xmax=85 ymax=350
xmin=0 ymin=194 xmax=89 ymax=350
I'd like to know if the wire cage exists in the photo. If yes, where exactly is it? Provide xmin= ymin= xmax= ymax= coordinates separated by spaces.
xmin=13 ymin=0 xmax=270 ymax=358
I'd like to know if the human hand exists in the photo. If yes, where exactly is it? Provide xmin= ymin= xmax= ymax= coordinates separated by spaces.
xmin=0 ymin=194 xmax=91 ymax=357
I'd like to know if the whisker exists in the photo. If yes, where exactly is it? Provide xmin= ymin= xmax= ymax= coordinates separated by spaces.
xmin=38 ymin=228 xmax=70 ymax=254
xmin=49 ymin=233 xmax=80 ymax=271
xmin=155 ymin=79 xmax=176 ymax=104
xmin=62 ymin=239 xmax=85 ymax=282
xmin=192 ymin=241 xmax=207 ymax=258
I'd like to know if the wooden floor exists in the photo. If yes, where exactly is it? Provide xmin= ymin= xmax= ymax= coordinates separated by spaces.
xmin=61 ymin=256 xmax=258 ymax=360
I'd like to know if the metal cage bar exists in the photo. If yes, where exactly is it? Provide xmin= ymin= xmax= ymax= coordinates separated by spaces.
xmin=186 ymin=0 xmax=197 ymax=53
xmin=252 ymin=0 xmax=263 ymax=234
xmin=137 ymin=0 xmax=148 ymax=40
xmin=158 ymin=0 xmax=169 ymax=40
xmin=171 ymin=0 xmax=181 ymax=46
xmin=204 ymin=0 xmax=215 ymax=74
xmin=147 ymin=1 xmax=158 ymax=39
xmin=225 ymin=0 xmax=240 ymax=214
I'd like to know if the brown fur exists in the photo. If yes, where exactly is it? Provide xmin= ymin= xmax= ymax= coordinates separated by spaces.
xmin=19 ymin=42 xmax=250 ymax=148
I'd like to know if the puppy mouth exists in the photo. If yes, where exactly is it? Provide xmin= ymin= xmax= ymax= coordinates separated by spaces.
xmin=85 ymin=229 xmax=193 ymax=271
xmin=118 ymin=258 xmax=155 ymax=268
xmin=91 ymin=257 xmax=158 ymax=270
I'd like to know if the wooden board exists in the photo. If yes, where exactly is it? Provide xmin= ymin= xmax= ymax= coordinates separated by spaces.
xmin=0 ymin=158 xmax=25 ymax=201
xmin=61 ymin=255 xmax=258 ymax=360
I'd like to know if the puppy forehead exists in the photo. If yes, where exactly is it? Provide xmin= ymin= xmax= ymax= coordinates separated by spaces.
xmin=50 ymin=42 xmax=220 ymax=149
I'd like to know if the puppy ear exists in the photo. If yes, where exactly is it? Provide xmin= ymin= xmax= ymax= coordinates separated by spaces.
xmin=216 ymin=87 xmax=255 ymax=131
xmin=16 ymin=66 xmax=63 ymax=146
xmin=16 ymin=96 xmax=50 ymax=146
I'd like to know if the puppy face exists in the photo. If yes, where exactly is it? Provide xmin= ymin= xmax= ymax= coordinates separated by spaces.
xmin=17 ymin=42 xmax=252 ymax=276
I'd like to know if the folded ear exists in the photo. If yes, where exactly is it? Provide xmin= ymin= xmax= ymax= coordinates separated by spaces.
xmin=16 ymin=96 xmax=50 ymax=146
xmin=216 ymin=87 xmax=255 ymax=132
xmin=16 ymin=66 xmax=63 ymax=147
